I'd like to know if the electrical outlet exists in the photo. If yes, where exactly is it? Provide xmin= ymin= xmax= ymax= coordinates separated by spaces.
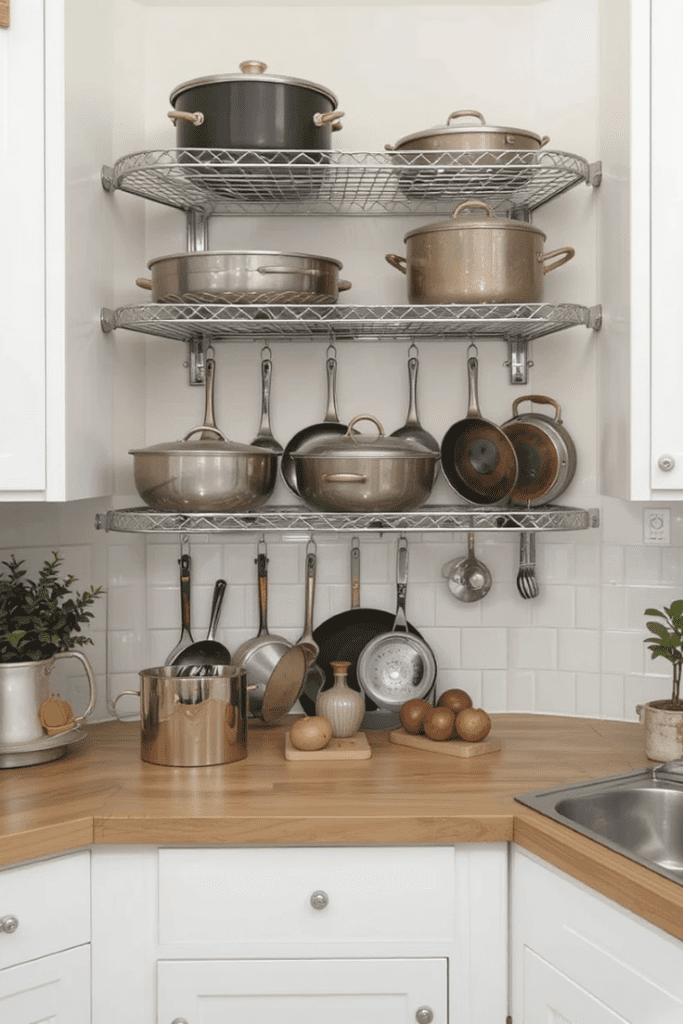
xmin=644 ymin=508 xmax=670 ymax=545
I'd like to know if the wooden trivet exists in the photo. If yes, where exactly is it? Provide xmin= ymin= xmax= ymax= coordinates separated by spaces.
xmin=389 ymin=727 xmax=501 ymax=758
xmin=285 ymin=731 xmax=371 ymax=760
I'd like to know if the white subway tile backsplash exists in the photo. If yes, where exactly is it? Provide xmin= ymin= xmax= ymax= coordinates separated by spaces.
xmin=482 ymin=671 xmax=507 ymax=711
xmin=575 ymin=586 xmax=600 ymax=629
xmin=436 ymin=670 xmax=482 ymax=706
xmin=575 ymin=673 xmax=601 ymax=717
xmin=557 ymin=629 xmax=600 ymax=673
xmin=509 ymin=628 xmax=557 ymax=671
xmin=461 ymin=628 xmax=508 ymax=669
xmin=601 ymin=545 xmax=624 ymax=584
xmin=530 ymin=586 xmax=575 ymax=628
xmin=623 ymin=675 xmax=667 ymax=722
xmin=624 ymin=545 xmax=663 ymax=585
xmin=507 ymin=670 xmax=536 ymax=711
xmin=476 ymin=587 xmax=531 ymax=628
xmin=435 ymin=586 xmax=483 ymax=627
xmin=420 ymin=627 xmax=460 ymax=671
xmin=661 ymin=548 xmax=683 ymax=584
xmin=573 ymin=545 xmax=601 ymax=585
xmin=601 ymin=674 xmax=626 ymax=719
xmin=540 ymin=543 xmax=574 ymax=584
xmin=601 ymin=630 xmax=646 ymax=676
xmin=536 ymin=671 xmax=576 ymax=715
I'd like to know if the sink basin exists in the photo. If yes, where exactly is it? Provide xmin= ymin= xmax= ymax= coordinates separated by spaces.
xmin=515 ymin=765 xmax=683 ymax=886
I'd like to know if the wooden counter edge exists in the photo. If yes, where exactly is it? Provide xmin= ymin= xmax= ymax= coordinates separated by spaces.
xmin=0 ymin=817 xmax=93 ymax=869
xmin=514 ymin=807 xmax=683 ymax=944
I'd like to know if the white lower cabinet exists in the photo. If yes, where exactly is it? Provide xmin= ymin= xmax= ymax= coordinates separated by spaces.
xmin=511 ymin=849 xmax=683 ymax=1024
xmin=0 ymin=945 xmax=91 ymax=1024
xmin=92 ymin=843 xmax=509 ymax=1024
xmin=158 ymin=956 xmax=446 ymax=1024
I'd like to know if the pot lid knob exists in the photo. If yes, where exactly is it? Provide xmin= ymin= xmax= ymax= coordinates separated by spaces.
xmin=239 ymin=60 xmax=267 ymax=74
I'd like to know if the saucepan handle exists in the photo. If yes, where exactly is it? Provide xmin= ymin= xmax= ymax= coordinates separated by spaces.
xmin=52 ymin=650 xmax=97 ymax=723
xmin=540 ymin=247 xmax=575 ymax=275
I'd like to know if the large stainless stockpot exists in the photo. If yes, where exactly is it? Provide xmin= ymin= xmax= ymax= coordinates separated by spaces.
xmin=168 ymin=60 xmax=344 ymax=151
xmin=129 ymin=427 xmax=276 ymax=513
xmin=386 ymin=200 xmax=574 ymax=304
xmin=386 ymin=109 xmax=549 ymax=154
xmin=291 ymin=415 xmax=440 ymax=514
xmin=137 ymin=251 xmax=351 ymax=305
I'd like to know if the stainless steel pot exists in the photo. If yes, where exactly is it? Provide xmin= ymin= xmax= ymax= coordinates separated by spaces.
xmin=113 ymin=666 xmax=248 ymax=767
xmin=291 ymin=414 xmax=440 ymax=513
xmin=386 ymin=200 xmax=574 ymax=304
xmin=129 ymin=426 xmax=276 ymax=513
xmin=136 ymin=251 xmax=351 ymax=305
xmin=386 ymin=110 xmax=549 ymax=153
xmin=168 ymin=60 xmax=344 ymax=151
xmin=501 ymin=394 xmax=577 ymax=506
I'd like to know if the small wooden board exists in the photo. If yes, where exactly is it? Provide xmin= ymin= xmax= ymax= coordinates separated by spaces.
xmin=389 ymin=728 xmax=501 ymax=758
xmin=285 ymin=731 xmax=371 ymax=760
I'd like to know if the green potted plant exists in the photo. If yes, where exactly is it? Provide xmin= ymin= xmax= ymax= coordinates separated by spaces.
xmin=640 ymin=600 xmax=683 ymax=761
xmin=0 ymin=553 xmax=102 ymax=748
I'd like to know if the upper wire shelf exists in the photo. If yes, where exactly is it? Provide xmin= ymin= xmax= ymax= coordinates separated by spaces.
xmin=96 ymin=505 xmax=600 ymax=535
xmin=101 ymin=148 xmax=600 ymax=217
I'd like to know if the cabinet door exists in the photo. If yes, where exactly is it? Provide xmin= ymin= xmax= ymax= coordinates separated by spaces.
xmin=0 ymin=945 xmax=90 ymax=1024
xmin=157 ymin=957 xmax=447 ymax=1024
xmin=523 ymin=948 xmax=628 ymax=1024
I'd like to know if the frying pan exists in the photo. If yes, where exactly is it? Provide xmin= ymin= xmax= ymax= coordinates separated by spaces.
xmin=356 ymin=536 xmax=437 ymax=711
xmin=280 ymin=349 xmax=348 ymax=495
xmin=440 ymin=352 xmax=518 ymax=504
xmin=300 ymin=536 xmax=425 ymax=729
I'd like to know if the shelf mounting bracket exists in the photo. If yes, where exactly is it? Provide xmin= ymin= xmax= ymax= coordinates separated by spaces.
xmin=185 ymin=338 xmax=207 ymax=385
xmin=505 ymin=338 xmax=532 ymax=385
xmin=186 ymin=210 xmax=210 ymax=252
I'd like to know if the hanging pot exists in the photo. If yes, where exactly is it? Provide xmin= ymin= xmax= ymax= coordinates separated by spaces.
xmin=136 ymin=250 xmax=351 ymax=305
xmin=386 ymin=200 xmax=574 ymax=304
xmin=501 ymin=394 xmax=577 ymax=506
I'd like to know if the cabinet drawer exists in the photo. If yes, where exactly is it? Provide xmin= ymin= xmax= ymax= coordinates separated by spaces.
xmin=0 ymin=851 xmax=90 ymax=970
xmin=158 ymin=846 xmax=456 ymax=946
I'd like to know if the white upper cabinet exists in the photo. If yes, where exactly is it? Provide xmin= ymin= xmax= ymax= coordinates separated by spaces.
xmin=0 ymin=0 xmax=117 ymax=501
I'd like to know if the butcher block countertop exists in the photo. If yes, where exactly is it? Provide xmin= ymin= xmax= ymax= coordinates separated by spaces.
xmin=3 ymin=713 xmax=683 ymax=943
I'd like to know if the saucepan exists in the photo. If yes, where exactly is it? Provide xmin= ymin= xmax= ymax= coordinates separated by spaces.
xmin=501 ymin=394 xmax=577 ymax=506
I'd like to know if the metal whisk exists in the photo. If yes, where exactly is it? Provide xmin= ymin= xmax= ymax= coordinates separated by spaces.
xmin=516 ymin=532 xmax=539 ymax=599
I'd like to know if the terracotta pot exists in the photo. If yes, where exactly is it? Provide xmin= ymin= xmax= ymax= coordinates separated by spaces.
xmin=636 ymin=700 xmax=683 ymax=762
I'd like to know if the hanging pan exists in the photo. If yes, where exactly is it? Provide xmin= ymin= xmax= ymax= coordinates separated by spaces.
xmin=501 ymin=394 xmax=577 ymax=506
xmin=356 ymin=536 xmax=436 ymax=711
xmin=300 ymin=536 xmax=425 ymax=728
xmin=440 ymin=350 xmax=518 ymax=504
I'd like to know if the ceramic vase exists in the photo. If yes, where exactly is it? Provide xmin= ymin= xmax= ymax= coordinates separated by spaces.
xmin=636 ymin=700 xmax=683 ymax=762
xmin=316 ymin=661 xmax=365 ymax=738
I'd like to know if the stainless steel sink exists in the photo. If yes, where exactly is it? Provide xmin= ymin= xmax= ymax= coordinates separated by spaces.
xmin=515 ymin=762 xmax=683 ymax=886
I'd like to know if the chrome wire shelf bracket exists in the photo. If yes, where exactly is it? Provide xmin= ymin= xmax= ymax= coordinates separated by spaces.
xmin=505 ymin=338 xmax=532 ymax=384
xmin=186 ymin=210 xmax=209 ymax=253
xmin=100 ymin=308 xmax=116 ymax=333
xmin=588 ymin=161 xmax=603 ymax=187
xmin=588 ymin=304 xmax=603 ymax=330
xmin=101 ymin=165 xmax=115 ymax=192
xmin=96 ymin=504 xmax=599 ymax=535
xmin=102 ymin=148 xmax=595 ymax=217
xmin=186 ymin=338 xmax=206 ymax=385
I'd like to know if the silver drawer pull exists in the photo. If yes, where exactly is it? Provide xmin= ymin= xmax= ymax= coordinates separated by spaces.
xmin=0 ymin=915 xmax=19 ymax=934
xmin=416 ymin=1008 xmax=434 ymax=1024
xmin=310 ymin=890 xmax=329 ymax=911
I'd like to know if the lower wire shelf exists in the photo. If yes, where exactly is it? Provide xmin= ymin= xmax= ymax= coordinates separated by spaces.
xmin=95 ymin=504 xmax=599 ymax=535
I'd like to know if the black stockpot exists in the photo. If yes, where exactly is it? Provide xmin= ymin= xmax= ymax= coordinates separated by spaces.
xmin=169 ymin=61 xmax=343 ymax=152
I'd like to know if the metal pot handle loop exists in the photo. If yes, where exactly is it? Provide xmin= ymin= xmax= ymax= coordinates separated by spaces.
xmin=453 ymin=200 xmax=495 ymax=220
xmin=447 ymin=110 xmax=486 ymax=125
xmin=167 ymin=110 xmax=205 ymax=126
xmin=322 ymin=473 xmax=368 ymax=484
xmin=52 ymin=651 xmax=97 ymax=723
xmin=511 ymin=394 xmax=562 ymax=422
xmin=182 ymin=425 xmax=229 ymax=442
xmin=385 ymin=254 xmax=407 ymax=275
xmin=112 ymin=690 xmax=140 ymax=720
xmin=257 ymin=266 xmax=323 ymax=278
xmin=346 ymin=414 xmax=385 ymax=438
xmin=539 ymin=246 xmax=575 ymax=274
xmin=338 ymin=280 xmax=352 ymax=292
xmin=540 ymin=135 xmax=550 ymax=147
xmin=135 ymin=278 xmax=153 ymax=290
xmin=313 ymin=110 xmax=345 ymax=131
xmin=240 ymin=60 xmax=267 ymax=74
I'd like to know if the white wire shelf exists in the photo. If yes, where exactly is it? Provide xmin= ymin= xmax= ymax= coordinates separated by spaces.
xmin=101 ymin=148 xmax=600 ymax=216
xmin=100 ymin=301 xmax=601 ymax=343
xmin=96 ymin=505 xmax=599 ymax=535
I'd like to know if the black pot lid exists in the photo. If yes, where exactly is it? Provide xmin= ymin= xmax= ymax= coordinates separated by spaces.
xmin=170 ymin=60 xmax=338 ymax=108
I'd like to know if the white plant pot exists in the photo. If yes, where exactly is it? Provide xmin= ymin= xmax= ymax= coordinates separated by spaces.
xmin=636 ymin=700 xmax=683 ymax=762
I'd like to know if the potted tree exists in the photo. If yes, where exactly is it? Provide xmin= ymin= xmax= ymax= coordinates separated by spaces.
xmin=0 ymin=553 xmax=102 ymax=747
xmin=640 ymin=600 xmax=683 ymax=761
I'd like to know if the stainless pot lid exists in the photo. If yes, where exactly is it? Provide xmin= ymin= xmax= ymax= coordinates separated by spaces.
xmin=147 ymin=250 xmax=343 ymax=270
xmin=130 ymin=427 xmax=271 ymax=458
xmin=404 ymin=200 xmax=546 ymax=242
xmin=391 ymin=109 xmax=544 ymax=149
xmin=170 ymin=60 xmax=338 ymax=108
xmin=291 ymin=415 xmax=440 ymax=460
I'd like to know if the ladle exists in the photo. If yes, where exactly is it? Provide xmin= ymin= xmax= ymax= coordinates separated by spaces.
xmin=441 ymin=533 xmax=492 ymax=602
xmin=170 ymin=578 xmax=232 ymax=670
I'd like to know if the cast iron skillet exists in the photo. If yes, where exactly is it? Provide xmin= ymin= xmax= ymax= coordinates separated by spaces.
xmin=299 ymin=537 xmax=424 ymax=727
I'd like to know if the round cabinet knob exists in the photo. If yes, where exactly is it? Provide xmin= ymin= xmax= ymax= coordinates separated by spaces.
xmin=658 ymin=455 xmax=676 ymax=472
xmin=416 ymin=1008 xmax=434 ymax=1024
xmin=310 ymin=890 xmax=329 ymax=911
xmin=0 ymin=916 xmax=18 ymax=934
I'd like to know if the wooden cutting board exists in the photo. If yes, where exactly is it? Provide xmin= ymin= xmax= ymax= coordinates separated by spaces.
xmin=389 ymin=727 xmax=501 ymax=758
xmin=285 ymin=732 xmax=372 ymax=760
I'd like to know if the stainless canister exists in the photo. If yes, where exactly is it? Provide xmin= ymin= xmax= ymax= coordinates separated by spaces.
xmin=114 ymin=666 xmax=248 ymax=767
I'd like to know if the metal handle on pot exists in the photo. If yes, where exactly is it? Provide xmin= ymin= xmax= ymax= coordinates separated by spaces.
xmin=346 ymin=414 xmax=385 ymax=438
xmin=313 ymin=110 xmax=345 ymax=131
xmin=257 ymin=266 xmax=323 ymax=278
xmin=240 ymin=60 xmax=267 ymax=74
xmin=182 ymin=425 xmax=229 ymax=442
xmin=322 ymin=473 xmax=368 ymax=483
xmin=447 ymin=109 xmax=486 ymax=125
xmin=338 ymin=280 xmax=352 ymax=292
xmin=539 ymin=246 xmax=575 ymax=274
xmin=452 ymin=200 xmax=495 ymax=220
xmin=167 ymin=109 xmax=204 ymax=126
xmin=136 ymin=278 xmax=153 ymax=290
xmin=386 ymin=254 xmax=407 ymax=275
xmin=511 ymin=394 xmax=562 ymax=423
xmin=51 ymin=651 xmax=97 ymax=724
xmin=112 ymin=690 xmax=140 ymax=720
xmin=540 ymin=135 xmax=550 ymax=147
